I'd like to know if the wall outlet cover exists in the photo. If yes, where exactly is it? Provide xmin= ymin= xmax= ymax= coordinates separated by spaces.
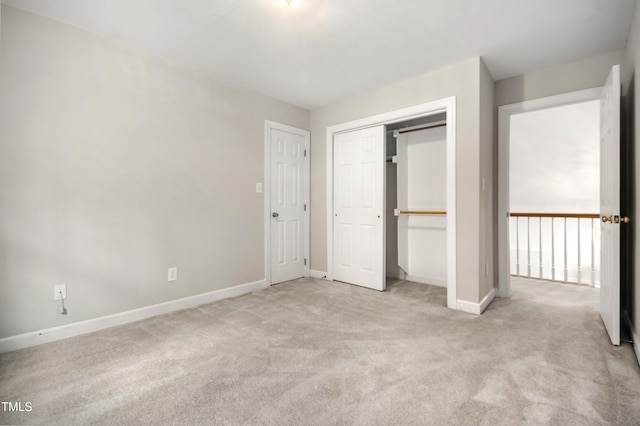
xmin=54 ymin=284 xmax=67 ymax=300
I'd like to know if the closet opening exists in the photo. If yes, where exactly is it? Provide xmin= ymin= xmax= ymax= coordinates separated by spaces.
xmin=385 ymin=113 xmax=448 ymax=306
xmin=326 ymin=97 xmax=457 ymax=310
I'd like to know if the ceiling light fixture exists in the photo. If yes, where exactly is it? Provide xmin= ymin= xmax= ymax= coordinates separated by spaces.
xmin=280 ymin=0 xmax=304 ymax=5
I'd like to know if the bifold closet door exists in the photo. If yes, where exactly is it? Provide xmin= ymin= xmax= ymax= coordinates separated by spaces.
xmin=333 ymin=126 xmax=385 ymax=291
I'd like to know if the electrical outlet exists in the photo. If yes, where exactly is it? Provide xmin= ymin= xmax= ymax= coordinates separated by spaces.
xmin=256 ymin=182 xmax=263 ymax=193
xmin=168 ymin=267 xmax=178 ymax=282
xmin=54 ymin=284 xmax=67 ymax=300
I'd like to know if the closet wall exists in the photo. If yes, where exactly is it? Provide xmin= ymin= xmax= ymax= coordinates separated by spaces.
xmin=386 ymin=130 xmax=401 ymax=279
xmin=387 ymin=114 xmax=448 ymax=286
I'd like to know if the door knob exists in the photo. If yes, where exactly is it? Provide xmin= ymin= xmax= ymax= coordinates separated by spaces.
xmin=621 ymin=216 xmax=631 ymax=224
xmin=272 ymin=212 xmax=279 ymax=218
xmin=602 ymin=216 xmax=612 ymax=223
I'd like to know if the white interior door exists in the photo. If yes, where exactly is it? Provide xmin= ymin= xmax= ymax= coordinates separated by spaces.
xmin=270 ymin=128 xmax=306 ymax=284
xmin=600 ymin=64 xmax=621 ymax=346
xmin=333 ymin=126 xmax=385 ymax=291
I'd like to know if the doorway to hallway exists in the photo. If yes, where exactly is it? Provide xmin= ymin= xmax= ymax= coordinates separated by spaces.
xmin=498 ymin=65 xmax=624 ymax=346
xmin=508 ymin=100 xmax=600 ymax=288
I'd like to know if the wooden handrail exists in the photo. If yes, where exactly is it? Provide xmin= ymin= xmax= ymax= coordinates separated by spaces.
xmin=510 ymin=213 xmax=599 ymax=219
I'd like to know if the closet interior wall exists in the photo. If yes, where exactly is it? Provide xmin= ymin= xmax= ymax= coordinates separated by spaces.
xmin=386 ymin=113 xmax=448 ymax=287
xmin=386 ymin=129 xmax=400 ymax=279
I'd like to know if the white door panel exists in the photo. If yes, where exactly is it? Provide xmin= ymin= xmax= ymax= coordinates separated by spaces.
xmin=600 ymin=65 xmax=621 ymax=346
xmin=270 ymin=128 xmax=306 ymax=284
xmin=333 ymin=126 xmax=385 ymax=291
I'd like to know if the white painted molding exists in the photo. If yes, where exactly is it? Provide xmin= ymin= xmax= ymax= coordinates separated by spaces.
xmin=623 ymin=310 xmax=640 ymax=367
xmin=310 ymin=270 xmax=328 ymax=279
xmin=457 ymin=288 xmax=496 ymax=315
xmin=326 ymin=97 xmax=457 ymax=309
xmin=0 ymin=279 xmax=267 ymax=354
xmin=405 ymin=275 xmax=447 ymax=288
xmin=497 ymin=87 xmax=602 ymax=300
xmin=479 ymin=288 xmax=497 ymax=314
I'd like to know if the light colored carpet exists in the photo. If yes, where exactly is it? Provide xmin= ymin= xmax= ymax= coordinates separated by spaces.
xmin=1 ymin=277 xmax=639 ymax=425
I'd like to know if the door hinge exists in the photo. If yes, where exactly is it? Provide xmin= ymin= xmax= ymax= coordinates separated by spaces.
xmin=304 ymin=258 xmax=307 ymax=266
xmin=304 ymin=203 xmax=307 ymax=211
xmin=304 ymin=149 xmax=307 ymax=157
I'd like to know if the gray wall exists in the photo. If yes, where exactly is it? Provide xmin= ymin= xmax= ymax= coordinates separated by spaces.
xmin=624 ymin=1 xmax=640 ymax=353
xmin=309 ymin=57 xmax=495 ymax=304
xmin=0 ymin=6 xmax=309 ymax=338
xmin=495 ymin=50 xmax=624 ymax=107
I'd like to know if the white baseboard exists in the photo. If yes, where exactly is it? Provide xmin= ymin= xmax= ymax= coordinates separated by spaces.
xmin=0 ymin=279 xmax=267 ymax=354
xmin=310 ymin=270 xmax=328 ymax=279
xmin=405 ymin=274 xmax=447 ymax=288
xmin=623 ymin=310 xmax=640 ymax=367
xmin=457 ymin=288 xmax=496 ymax=315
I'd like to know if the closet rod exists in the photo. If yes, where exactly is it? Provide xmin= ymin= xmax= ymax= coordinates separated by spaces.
xmin=398 ymin=211 xmax=447 ymax=215
xmin=396 ymin=122 xmax=446 ymax=135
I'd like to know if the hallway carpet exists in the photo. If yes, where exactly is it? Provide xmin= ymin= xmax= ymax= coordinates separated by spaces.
xmin=1 ymin=277 xmax=639 ymax=425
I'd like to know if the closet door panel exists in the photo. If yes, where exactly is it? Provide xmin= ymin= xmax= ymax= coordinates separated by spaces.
xmin=333 ymin=126 xmax=385 ymax=291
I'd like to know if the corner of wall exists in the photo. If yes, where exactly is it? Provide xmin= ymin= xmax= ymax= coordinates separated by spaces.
xmin=0 ymin=7 xmax=308 ymax=339
xmin=479 ymin=57 xmax=497 ymax=299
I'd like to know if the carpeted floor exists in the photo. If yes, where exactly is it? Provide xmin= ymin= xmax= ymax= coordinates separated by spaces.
xmin=1 ymin=277 xmax=639 ymax=425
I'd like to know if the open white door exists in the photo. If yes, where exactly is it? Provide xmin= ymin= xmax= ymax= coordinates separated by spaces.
xmin=600 ymin=64 xmax=621 ymax=346
xmin=269 ymin=127 xmax=307 ymax=285
xmin=333 ymin=126 xmax=385 ymax=291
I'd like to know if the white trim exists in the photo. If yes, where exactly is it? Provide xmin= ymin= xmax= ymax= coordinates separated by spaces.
xmin=264 ymin=121 xmax=311 ymax=285
xmin=310 ymin=270 xmax=328 ymax=279
xmin=457 ymin=288 xmax=496 ymax=315
xmin=497 ymin=87 xmax=602 ymax=299
xmin=0 ymin=279 xmax=267 ymax=354
xmin=326 ymin=98 xmax=458 ymax=309
xmin=405 ymin=275 xmax=447 ymax=288
xmin=623 ymin=310 xmax=640 ymax=367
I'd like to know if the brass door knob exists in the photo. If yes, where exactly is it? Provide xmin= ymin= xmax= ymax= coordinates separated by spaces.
xmin=602 ymin=216 xmax=612 ymax=223
xmin=621 ymin=216 xmax=631 ymax=224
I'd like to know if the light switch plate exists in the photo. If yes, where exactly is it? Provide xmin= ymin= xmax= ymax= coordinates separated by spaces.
xmin=168 ymin=267 xmax=178 ymax=282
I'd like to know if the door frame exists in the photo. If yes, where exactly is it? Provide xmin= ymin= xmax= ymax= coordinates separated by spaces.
xmin=326 ymin=97 xmax=458 ymax=309
xmin=264 ymin=120 xmax=311 ymax=285
xmin=497 ymin=87 xmax=602 ymax=298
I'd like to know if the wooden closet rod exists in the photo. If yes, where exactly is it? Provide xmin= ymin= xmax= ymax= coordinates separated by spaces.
xmin=398 ymin=211 xmax=447 ymax=215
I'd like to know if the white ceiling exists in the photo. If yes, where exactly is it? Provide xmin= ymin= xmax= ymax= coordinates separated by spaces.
xmin=3 ymin=0 xmax=637 ymax=109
